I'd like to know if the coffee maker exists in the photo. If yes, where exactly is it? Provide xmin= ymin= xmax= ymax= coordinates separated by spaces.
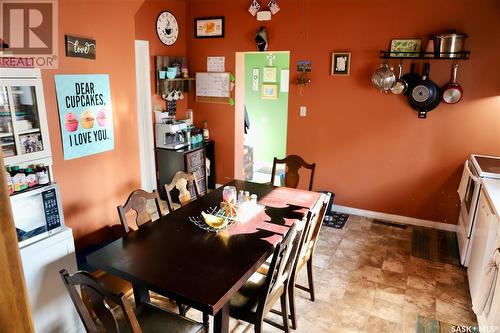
xmin=155 ymin=120 xmax=189 ymax=150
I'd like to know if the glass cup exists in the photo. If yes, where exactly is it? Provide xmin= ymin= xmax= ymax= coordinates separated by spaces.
xmin=223 ymin=186 xmax=237 ymax=204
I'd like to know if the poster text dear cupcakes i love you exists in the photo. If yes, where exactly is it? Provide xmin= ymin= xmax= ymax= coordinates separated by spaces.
xmin=54 ymin=74 xmax=114 ymax=160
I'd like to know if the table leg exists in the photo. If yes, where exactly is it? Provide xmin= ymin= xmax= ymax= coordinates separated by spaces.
xmin=133 ymin=284 xmax=150 ymax=307
xmin=213 ymin=303 xmax=230 ymax=333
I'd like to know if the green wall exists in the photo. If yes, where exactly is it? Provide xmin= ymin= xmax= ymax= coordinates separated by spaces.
xmin=244 ymin=52 xmax=290 ymax=164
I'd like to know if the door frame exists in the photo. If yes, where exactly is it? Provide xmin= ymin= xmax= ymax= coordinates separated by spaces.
xmin=134 ymin=40 xmax=156 ymax=191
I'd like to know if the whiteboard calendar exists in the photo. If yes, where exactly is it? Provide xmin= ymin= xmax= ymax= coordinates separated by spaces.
xmin=195 ymin=72 xmax=231 ymax=98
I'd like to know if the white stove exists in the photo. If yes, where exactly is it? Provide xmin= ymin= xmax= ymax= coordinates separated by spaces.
xmin=457 ymin=154 xmax=500 ymax=266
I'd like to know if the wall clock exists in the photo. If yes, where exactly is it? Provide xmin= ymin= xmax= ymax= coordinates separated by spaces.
xmin=156 ymin=11 xmax=179 ymax=46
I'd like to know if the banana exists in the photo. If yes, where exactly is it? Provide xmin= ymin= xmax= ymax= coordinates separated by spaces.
xmin=201 ymin=212 xmax=227 ymax=228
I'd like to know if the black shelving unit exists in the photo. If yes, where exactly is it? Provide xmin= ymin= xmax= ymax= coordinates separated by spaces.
xmin=379 ymin=51 xmax=470 ymax=60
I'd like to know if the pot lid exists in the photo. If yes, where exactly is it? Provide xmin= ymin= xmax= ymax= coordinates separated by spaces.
xmin=435 ymin=31 xmax=468 ymax=38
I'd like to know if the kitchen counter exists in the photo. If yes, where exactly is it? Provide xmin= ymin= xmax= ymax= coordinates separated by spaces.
xmin=156 ymin=140 xmax=214 ymax=153
xmin=482 ymin=178 xmax=500 ymax=216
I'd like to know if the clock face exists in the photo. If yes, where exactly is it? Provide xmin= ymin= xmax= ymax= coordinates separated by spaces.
xmin=156 ymin=11 xmax=179 ymax=46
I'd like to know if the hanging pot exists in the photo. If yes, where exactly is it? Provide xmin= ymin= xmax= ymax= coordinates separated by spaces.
xmin=408 ymin=63 xmax=441 ymax=119
xmin=391 ymin=63 xmax=408 ymax=95
xmin=401 ymin=63 xmax=420 ymax=96
xmin=442 ymin=63 xmax=463 ymax=104
xmin=371 ymin=61 xmax=395 ymax=92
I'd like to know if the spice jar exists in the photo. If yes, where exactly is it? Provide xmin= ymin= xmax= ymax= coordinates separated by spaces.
xmin=36 ymin=165 xmax=50 ymax=185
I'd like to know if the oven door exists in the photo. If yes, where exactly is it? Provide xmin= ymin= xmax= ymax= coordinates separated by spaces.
xmin=459 ymin=160 xmax=482 ymax=237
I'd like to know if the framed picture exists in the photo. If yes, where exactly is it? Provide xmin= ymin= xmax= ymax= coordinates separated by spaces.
xmin=331 ymin=52 xmax=351 ymax=76
xmin=262 ymin=66 xmax=277 ymax=82
xmin=261 ymin=84 xmax=278 ymax=100
xmin=195 ymin=16 xmax=224 ymax=38
xmin=390 ymin=39 xmax=421 ymax=57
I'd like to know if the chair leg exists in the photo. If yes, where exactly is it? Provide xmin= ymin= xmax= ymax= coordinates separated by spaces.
xmin=255 ymin=319 xmax=263 ymax=333
xmin=280 ymin=292 xmax=290 ymax=333
xmin=306 ymin=258 xmax=315 ymax=302
xmin=203 ymin=312 xmax=209 ymax=331
xmin=177 ymin=302 xmax=186 ymax=316
xmin=288 ymin=282 xmax=297 ymax=329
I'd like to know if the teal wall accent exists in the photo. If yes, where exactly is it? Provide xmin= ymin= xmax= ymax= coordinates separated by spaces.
xmin=244 ymin=52 xmax=290 ymax=164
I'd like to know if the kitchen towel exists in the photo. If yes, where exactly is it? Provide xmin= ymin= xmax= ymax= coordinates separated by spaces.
xmin=472 ymin=247 xmax=500 ymax=315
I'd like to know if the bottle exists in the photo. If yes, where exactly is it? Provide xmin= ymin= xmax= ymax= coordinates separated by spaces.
xmin=11 ymin=166 xmax=27 ymax=192
xmin=36 ymin=165 xmax=50 ymax=185
xmin=5 ymin=168 xmax=14 ymax=195
xmin=25 ymin=167 xmax=38 ymax=188
xmin=203 ymin=121 xmax=210 ymax=141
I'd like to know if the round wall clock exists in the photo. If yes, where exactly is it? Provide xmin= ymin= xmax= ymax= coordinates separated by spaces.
xmin=156 ymin=11 xmax=179 ymax=46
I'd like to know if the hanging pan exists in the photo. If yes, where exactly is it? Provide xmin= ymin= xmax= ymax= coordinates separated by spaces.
xmin=442 ymin=63 xmax=463 ymax=104
xmin=408 ymin=63 xmax=441 ymax=119
xmin=391 ymin=63 xmax=408 ymax=95
xmin=401 ymin=63 xmax=420 ymax=95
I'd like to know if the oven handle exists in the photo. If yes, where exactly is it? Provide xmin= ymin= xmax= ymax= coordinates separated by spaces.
xmin=465 ymin=160 xmax=480 ymax=182
xmin=458 ymin=161 xmax=480 ymax=202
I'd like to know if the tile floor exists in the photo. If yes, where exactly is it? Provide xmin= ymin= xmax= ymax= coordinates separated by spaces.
xmin=169 ymin=215 xmax=477 ymax=333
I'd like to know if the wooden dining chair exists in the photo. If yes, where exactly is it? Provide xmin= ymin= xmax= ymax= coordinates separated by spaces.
xmin=164 ymin=171 xmax=201 ymax=213
xmin=117 ymin=189 xmax=164 ymax=234
xmin=229 ymin=224 xmax=299 ymax=333
xmin=59 ymin=269 xmax=204 ymax=333
xmin=288 ymin=193 xmax=330 ymax=329
xmin=270 ymin=155 xmax=316 ymax=191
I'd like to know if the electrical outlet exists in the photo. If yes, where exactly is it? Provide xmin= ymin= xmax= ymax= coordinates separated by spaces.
xmin=300 ymin=106 xmax=307 ymax=117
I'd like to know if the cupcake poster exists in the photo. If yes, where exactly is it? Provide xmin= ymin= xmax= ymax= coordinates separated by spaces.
xmin=54 ymin=74 xmax=114 ymax=160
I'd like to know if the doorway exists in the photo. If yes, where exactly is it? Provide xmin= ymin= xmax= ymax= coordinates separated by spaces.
xmin=234 ymin=51 xmax=290 ymax=183
xmin=134 ymin=40 xmax=156 ymax=191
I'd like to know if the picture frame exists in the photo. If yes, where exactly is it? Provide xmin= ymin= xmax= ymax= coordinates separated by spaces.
xmin=195 ymin=16 xmax=225 ymax=38
xmin=262 ymin=66 xmax=277 ymax=82
xmin=389 ymin=39 xmax=421 ymax=57
xmin=261 ymin=84 xmax=278 ymax=100
xmin=331 ymin=52 xmax=351 ymax=76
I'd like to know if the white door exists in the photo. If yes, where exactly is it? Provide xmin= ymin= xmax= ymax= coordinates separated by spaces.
xmin=135 ymin=40 xmax=156 ymax=191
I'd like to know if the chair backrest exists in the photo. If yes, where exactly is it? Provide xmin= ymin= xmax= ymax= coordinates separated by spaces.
xmin=117 ymin=189 xmax=163 ymax=234
xmin=299 ymin=193 xmax=330 ymax=264
xmin=59 ymin=269 xmax=141 ymax=333
xmin=271 ymin=155 xmax=316 ymax=191
xmin=164 ymin=171 xmax=200 ymax=212
xmin=258 ymin=224 xmax=298 ymax=314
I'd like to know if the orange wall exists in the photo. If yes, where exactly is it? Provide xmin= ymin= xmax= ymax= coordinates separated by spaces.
xmin=41 ymin=0 xmax=143 ymax=246
xmin=186 ymin=0 xmax=500 ymax=224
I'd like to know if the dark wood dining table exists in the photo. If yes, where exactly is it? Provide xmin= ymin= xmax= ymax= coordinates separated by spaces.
xmin=87 ymin=180 xmax=321 ymax=333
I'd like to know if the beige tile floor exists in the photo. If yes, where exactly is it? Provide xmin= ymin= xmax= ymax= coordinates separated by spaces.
xmin=169 ymin=215 xmax=477 ymax=333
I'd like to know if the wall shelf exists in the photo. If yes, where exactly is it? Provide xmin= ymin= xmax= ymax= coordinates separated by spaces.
xmin=379 ymin=51 xmax=470 ymax=60
xmin=155 ymin=56 xmax=193 ymax=95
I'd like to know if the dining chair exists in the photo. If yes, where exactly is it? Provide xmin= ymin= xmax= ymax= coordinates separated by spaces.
xmin=117 ymin=189 xmax=164 ymax=234
xmin=270 ymin=155 xmax=316 ymax=191
xmin=59 ymin=269 xmax=204 ymax=333
xmin=288 ymin=193 xmax=330 ymax=329
xmin=229 ymin=224 xmax=299 ymax=333
xmin=164 ymin=171 xmax=201 ymax=213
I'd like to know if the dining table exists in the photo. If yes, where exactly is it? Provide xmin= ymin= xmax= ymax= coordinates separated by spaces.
xmin=87 ymin=180 xmax=322 ymax=333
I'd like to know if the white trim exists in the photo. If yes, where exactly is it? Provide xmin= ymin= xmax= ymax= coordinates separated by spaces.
xmin=332 ymin=204 xmax=457 ymax=232
xmin=134 ymin=40 xmax=156 ymax=191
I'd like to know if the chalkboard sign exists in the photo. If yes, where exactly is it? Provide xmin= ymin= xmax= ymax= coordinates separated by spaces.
xmin=65 ymin=35 xmax=96 ymax=60
xmin=195 ymin=72 xmax=231 ymax=104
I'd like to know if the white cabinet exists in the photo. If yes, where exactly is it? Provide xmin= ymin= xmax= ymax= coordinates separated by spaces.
xmin=0 ymin=68 xmax=52 ymax=166
xmin=468 ymin=189 xmax=498 ymax=299
xmin=20 ymin=227 xmax=83 ymax=333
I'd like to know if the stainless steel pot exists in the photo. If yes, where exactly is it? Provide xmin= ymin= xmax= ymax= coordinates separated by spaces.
xmin=372 ymin=62 xmax=395 ymax=92
xmin=433 ymin=32 xmax=468 ymax=58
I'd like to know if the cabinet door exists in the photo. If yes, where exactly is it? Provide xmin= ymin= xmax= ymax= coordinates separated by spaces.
xmin=185 ymin=149 xmax=207 ymax=196
xmin=468 ymin=190 xmax=498 ymax=301
xmin=2 ymin=79 xmax=52 ymax=165
xmin=0 ymin=86 xmax=17 ymax=157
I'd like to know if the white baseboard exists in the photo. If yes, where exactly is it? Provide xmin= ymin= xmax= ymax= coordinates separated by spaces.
xmin=332 ymin=204 xmax=457 ymax=232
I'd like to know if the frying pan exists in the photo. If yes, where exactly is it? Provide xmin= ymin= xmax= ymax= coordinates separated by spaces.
xmin=401 ymin=63 xmax=420 ymax=96
xmin=442 ymin=63 xmax=463 ymax=104
xmin=391 ymin=63 xmax=408 ymax=95
xmin=408 ymin=63 xmax=441 ymax=119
